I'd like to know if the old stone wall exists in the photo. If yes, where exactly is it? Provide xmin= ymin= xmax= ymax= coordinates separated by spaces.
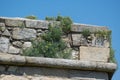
xmin=0 ymin=17 xmax=117 ymax=80
xmin=0 ymin=17 xmax=110 ymax=62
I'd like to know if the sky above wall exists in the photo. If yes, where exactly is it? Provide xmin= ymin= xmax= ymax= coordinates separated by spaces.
xmin=0 ymin=0 xmax=120 ymax=79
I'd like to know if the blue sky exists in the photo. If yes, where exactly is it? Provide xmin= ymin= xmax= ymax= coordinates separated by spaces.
xmin=0 ymin=0 xmax=120 ymax=79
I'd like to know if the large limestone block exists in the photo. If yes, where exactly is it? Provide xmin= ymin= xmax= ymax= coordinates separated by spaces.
xmin=71 ymin=24 xmax=108 ymax=32
xmin=8 ymin=46 xmax=20 ymax=54
xmin=80 ymin=46 xmax=110 ymax=62
xmin=2 ymin=29 xmax=11 ymax=36
xmin=0 ymin=37 xmax=9 ymax=53
xmin=23 ymin=42 xmax=32 ymax=49
xmin=71 ymin=34 xmax=82 ymax=46
xmin=26 ymin=20 xmax=49 ymax=29
xmin=12 ymin=41 xmax=23 ymax=48
xmin=12 ymin=28 xmax=36 ymax=40
xmin=5 ymin=18 xmax=25 ymax=27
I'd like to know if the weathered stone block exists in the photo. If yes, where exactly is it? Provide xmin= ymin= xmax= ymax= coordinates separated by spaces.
xmin=79 ymin=46 xmax=110 ymax=62
xmin=71 ymin=34 xmax=82 ymax=46
xmin=2 ymin=29 xmax=11 ymax=36
xmin=71 ymin=50 xmax=79 ymax=60
xmin=104 ymin=40 xmax=110 ymax=48
xmin=12 ymin=41 xmax=23 ymax=48
xmin=25 ymin=20 xmax=49 ymax=29
xmin=8 ymin=66 xmax=18 ymax=72
xmin=71 ymin=24 xmax=108 ymax=32
xmin=5 ymin=18 xmax=25 ymax=27
xmin=0 ymin=53 xmax=26 ymax=65
xmin=0 ymin=23 xmax=5 ymax=27
xmin=12 ymin=28 xmax=36 ymax=40
xmin=0 ymin=75 xmax=29 ymax=80
xmin=69 ymin=70 xmax=108 ymax=80
xmin=8 ymin=46 xmax=20 ymax=54
xmin=23 ymin=42 xmax=32 ymax=49
xmin=0 ymin=37 xmax=9 ymax=53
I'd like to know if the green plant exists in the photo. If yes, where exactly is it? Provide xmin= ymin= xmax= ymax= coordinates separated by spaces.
xmin=95 ymin=30 xmax=111 ymax=40
xmin=60 ymin=17 xmax=72 ymax=34
xmin=109 ymin=47 xmax=115 ymax=63
xmin=25 ymin=15 xmax=37 ymax=20
xmin=45 ymin=15 xmax=73 ymax=34
xmin=23 ymin=25 xmax=71 ymax=59
xmin=45 ymin=16 xmax=56 ymax=21
xmin=42 ymin=26 xmax=62 ymax=42
xmin=81 ymin=29 xmax=91 ymax=38
xmin=108 ymin=31 xmax=116 ymax=63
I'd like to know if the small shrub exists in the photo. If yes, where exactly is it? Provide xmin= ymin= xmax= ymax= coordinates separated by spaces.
xmin=60 ymin=17 xmax=72 ymax=34
xmin=42 ymin=26 xmax=62 ymax=42
xmin=45 ymin=16 xmax=56 ymax=21
xmin=82 ymin=29 xmax=91 ymax=38
xmin=45 ymin=15 xmax=73 ymax=34
xmin=109 ymin=47 xmax=115 ymax=63
xmin=95 ymin=30 xmax=111 ymax=40
xmin=25 ymin=15 xmax=37 ymax=20
xmin=23 ymin=25 xmax=71 ymax=59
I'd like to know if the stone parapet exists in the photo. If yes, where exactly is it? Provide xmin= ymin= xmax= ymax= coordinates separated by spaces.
xmin=0 ymin=53 xmax=117 ymax=80
xmin=0 ymin=53 xmax=116 ymax=73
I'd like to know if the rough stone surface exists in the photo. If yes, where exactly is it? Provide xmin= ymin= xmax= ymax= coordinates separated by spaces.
xmin=0 ymin=75 xmax=72 ymax=80
xmin=0 ymin=37 xmax=9 ymax=53
xmin=80 ymin=46 xmax=110 ymax=62
xmin=2 ymin=29 xmax=11 ymax=36
xmin=26 ymin=20 xmax=49 ymax=29
xmin=0 ymin=54 xmax=116 ymax=73
xmin=12 ymin=41 xmax=23 ymax=48
xmin=104 ymin=40 xmax=110 ymax=47
xmin=0 ymin=66 xmax=5 ymax=72
xmin=71 ymin=24 xmax=109 ymax=32
xmin=0 ymin=75 xmax=28 ymax=80
xmin=71 ymin=50 xmax=79 ymax=59
xmin=0 ymin=67 xmax=109 ymax=80
xmin=0 ymin=53 xmax=26 ymax=65
xmin=0 ymin=23 xmax=5 ymax=27
xmin=7 ymin=66 xmax=18 ymax=72
xmin=69 ymin=70 xmax=109 ymax=80
xmin=71 ymin=34 xmax=82 ymax=46
xmin=5 ymin=18 xmax=25 ymax=27
xmin=0 ymin=26 xmax=6 ymax=32
xmin=23 ymin=42 xmax=32 ymax=49
xmin=12 ymin=28 xmax=36 ymax=40
xmin=8 ymin=46 xmax=20 ymax=54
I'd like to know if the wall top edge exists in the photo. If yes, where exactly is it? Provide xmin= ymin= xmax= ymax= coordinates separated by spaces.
xmin=0 ymin=16 xmax=108 ymax=30
xmin=0 ymin=53 xmax=116 ymax=73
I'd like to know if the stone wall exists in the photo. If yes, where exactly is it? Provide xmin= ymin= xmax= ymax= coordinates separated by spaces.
xmin=0 ymin=17 xmax=117 ymax=80
xmin=0 ymin=17 xmax=110 ymax=62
